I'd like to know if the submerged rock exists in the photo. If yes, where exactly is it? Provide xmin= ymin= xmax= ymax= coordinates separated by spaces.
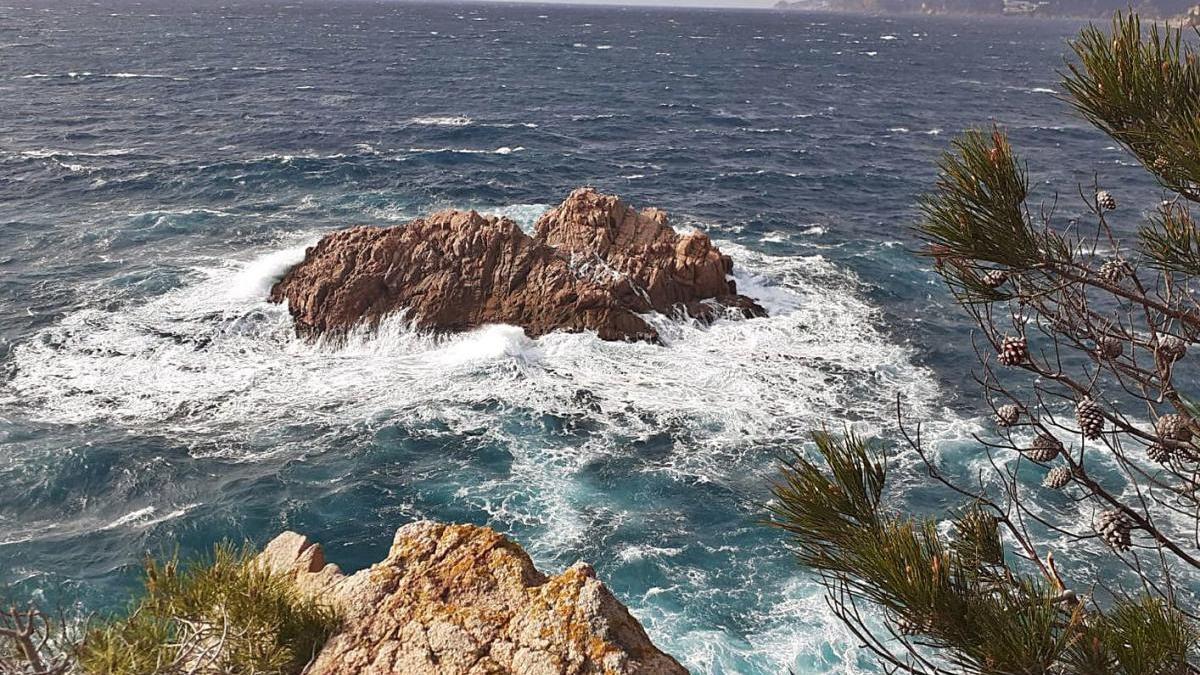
xmin=257 ymin=521 xmax=689 ymax=675
xmin=269 ymin=187 xmax=765 ymax=343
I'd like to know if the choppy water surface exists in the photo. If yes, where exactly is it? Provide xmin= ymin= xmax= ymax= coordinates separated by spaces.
xmin=0 ymin=1 xmax=1167 ymax=672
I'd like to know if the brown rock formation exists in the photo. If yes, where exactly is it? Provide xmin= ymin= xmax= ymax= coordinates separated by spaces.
xmin=257 ymin=521 xmax=689 ymax=675
xmin=268 ymin=188 xmax=765 ymax=343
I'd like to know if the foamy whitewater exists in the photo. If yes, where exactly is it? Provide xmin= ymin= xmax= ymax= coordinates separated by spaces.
xmin=0 ymin=2 xmax=1167 ymax=673
xmin=3 ymin=214 xmax=963 ymax=672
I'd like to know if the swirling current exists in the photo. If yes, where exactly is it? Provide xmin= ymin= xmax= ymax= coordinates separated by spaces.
xmin=0 ymin=1 xmax=1169 ymax=672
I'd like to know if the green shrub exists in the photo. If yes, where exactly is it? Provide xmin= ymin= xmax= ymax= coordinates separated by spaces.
xmin=76 ymin=543 xmax=339 ymax=675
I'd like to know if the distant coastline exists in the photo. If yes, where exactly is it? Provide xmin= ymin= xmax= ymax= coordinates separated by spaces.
xmin=770 ymin=0 xmax=1190 ymax=20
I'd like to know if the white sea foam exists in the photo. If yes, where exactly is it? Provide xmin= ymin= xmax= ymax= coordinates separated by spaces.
xmin=4 ymin=224 xmax=946 ymax=458
xmin=21 ymin=71 xmax=178 ymax=80
xmin=2 ymin=217 xmax=959 ymax=674
xmin=100 ymin=503 xmax=199 ymax=531
xmin=409 ymin=115 xmax=473 ymax=126
xmin=20 ymin=148 xmax=135 ymax=159
xmin=224 ymin=241 xmax=312 ymax=301
xmin=101 ymin=72 xmax=173 ymax=79
xmin=128 ymin=207 xmax=234 ymax=218
xmin=477 ymin=203 xmax=550 ymax=230
xmin=400 ymin=146 xmax=522 ymax=156
xmin=1 ymin=501 xmax=202 ymax=545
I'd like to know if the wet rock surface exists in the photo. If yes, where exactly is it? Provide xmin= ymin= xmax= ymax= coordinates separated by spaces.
xmin=269 ymin=188 xmax=765 ymax=343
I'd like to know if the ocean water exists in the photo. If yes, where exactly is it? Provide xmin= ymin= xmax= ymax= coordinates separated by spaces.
xmin=0 ymin=1 xmax=1167 ymax=673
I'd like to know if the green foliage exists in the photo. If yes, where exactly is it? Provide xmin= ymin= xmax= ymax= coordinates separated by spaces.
xmin=1059 ymin=597 xmax=1197 ymax=675
xmin=771 ymin=433 xmax=1197 ymax=674
xmin=771 ymin=433 xmax=1069 ymax=673
xmin=768 ymin=430 xmax=885 ymax=565
xmin=915 ymin=128 xmax=1080 ymax=307
xmin=1063 ymin=13 xmax=1200 ymax=201
xmin=950 ymin=503 xmax=1003 ymax=569
xmin=75 ymin=543 xmax=338 ymax=675
xmin=773 ymin=9 xmax=1200 ymax=675
xmin=1140 ymin=202 xmax=1200 ymax=276
xmin=1102 ymin=597 xmax=1196 ymax=675
xmin=918 ymin=128 xmax=1040 ymax=270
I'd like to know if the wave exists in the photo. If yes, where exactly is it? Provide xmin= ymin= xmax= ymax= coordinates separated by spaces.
xmin=19 ymin=148 xmax=136 ymax=159
xmin=2 ymin=230 xmax=947 ymax=461
xmin=1 ymin=219 xmax=955 ymax=675
xmin=101 ymin=503 xmax=201 ymax=532
xmin=399 ymin=146 xmax=523 ymax=156
xmin=477 ymin=203 xmax=551 ymax=230
xmin=20 ymin=72 xmax=184 ymax=81
xmin=409 ymin=115 xmax=473 ymax=127
xmin=101 ymin=72 xmax=176 ymax=79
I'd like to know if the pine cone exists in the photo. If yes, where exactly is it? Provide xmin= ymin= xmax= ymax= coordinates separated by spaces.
xmin=1096 ymin=190 xmax=1117 ymax=211
xmin=1025 ymin=434 xmax=1063 ymax=462
xmin=1147 ymin=443 xmax=1172 ymax=464
xmin=1156 ymin=335 xmax=1186 ymax=363
xmin=994 ymin=404 xmax=1021 ymax=427
xmin=1098 ymin=258 xmax=1131 ymax=284
xmin=1043 ymin=466 xmax=1072 ymax=489
xmin=1075 ymin=398 xmax=1104 ymax=440
xmin=1095 ymin=509 xmax=1133 ymax=551
xmin=1156 ymin=414 xmax=1194 ymax=442
xmin=981 ymin=269 xmax=1008 ymax=289
xmin=1095 ymin=336 xmax=1123 ymax=360
xmin=997 ymin=336 xmax=1028 ymax=366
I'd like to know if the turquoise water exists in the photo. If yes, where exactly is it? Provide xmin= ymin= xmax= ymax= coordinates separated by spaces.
xmin=0 ymin=2 xmax=1166 ymax=672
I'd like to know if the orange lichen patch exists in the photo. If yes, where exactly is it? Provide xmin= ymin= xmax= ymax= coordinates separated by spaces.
xmin=255 ymin=521 xmax=688 ymax=675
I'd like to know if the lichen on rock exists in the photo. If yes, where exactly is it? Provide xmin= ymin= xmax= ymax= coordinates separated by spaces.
xmin=256 ymin=521 xmax=689 ymax=675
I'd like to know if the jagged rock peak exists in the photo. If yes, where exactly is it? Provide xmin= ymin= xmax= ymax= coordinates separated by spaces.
xmin=268 ymin=188 xmax=766 ymax=343
xmin=256 ymin=521 xmax=689 ymax=675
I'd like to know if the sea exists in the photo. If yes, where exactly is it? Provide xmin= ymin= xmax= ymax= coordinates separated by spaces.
xmin=0 ymin=1 xmax=1169 ymax=673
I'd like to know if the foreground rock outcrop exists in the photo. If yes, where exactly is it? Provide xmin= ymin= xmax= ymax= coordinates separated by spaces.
xmin=269 ymin=188 xmax=766 ymax=343
xmin=256 ymin=521 xmax=688 ymax=675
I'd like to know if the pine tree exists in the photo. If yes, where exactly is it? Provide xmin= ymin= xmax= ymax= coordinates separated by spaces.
xmin=772 ymin=12 xmax=1200 ymax=673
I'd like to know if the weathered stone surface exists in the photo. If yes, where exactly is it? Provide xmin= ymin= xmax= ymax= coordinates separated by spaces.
xmin=257 ymin=521 xmax=688 ymax=675
xmin=534 ymin=188 xmax=760 ymax=323
xmin=269 ymin=188 xmax=765 ymax=343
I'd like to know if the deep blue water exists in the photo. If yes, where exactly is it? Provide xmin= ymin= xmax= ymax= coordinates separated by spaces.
xmin=0 ymin=1 xmax=1168 ymax=673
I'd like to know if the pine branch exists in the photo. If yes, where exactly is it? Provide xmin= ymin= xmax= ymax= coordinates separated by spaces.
xmin=1062 ymin=13 xmax=1200 ymax=202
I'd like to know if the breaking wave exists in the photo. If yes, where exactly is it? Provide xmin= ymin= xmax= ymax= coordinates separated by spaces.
xmin=1 ymin=214 xmax=962 ymax=673
xmin=3 ymin=235 xmax=944 ymax=450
